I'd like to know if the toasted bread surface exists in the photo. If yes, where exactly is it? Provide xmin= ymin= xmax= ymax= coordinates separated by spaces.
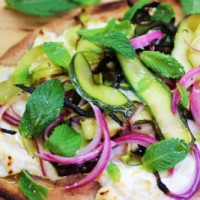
xmin=0 ymin=1 xmax=185 ymax=200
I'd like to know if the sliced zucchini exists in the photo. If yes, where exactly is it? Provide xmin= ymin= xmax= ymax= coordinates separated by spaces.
xmin=172 ymin=15 xmax=200 ymax=72
xmin=118 ymin=54 xmax=194 ymax=144
xmin=69 ymin=53 xmax=135 ymax=117
xmin=188 ymin=23 xmax=200 ymax=67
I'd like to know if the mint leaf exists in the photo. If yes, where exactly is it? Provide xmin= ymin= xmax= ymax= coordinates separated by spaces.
xmin=177 ymin=84 xmax=189 ymax=109
xmin=140 ymin=51 xmax=185 ymax=79
xmin=19 ymin=80 xmax=64 ymax=138
xmin=151 ymin=4 xmax=175 ymax=23
xmin=72 ymin=0 xmax=100 ymax=6
xmin=179 ymin=0 xmax=200 ymax=15
xmin=45 ymin=124 xmax=82 ymax=157
xmin=19 ymin=171 xmax=48 ymax=200
xmin=142 ymin=139 xmax=188 ymax=172
xmin=107 ymin=162 xmax=121 ymax=182
xmin=78 ymin=18 xmax=134 ymax=38
xmin=123 ymin=0 xmax=151 ymax=21
xmin=82 ymin=32 xmax=135 ymax=59
xmin=5 ymin=0 xmax=78 ymax=17
xmin=43 ymin=42 xmax=71 ymax=70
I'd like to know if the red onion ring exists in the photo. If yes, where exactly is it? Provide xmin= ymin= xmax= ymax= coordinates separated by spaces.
xmin=189 ymin=81 xmax=200 ymax=127
xmin=172 ymin=66 xmax=200 ymax=113
xmin=113 ymin=132 xmax=157 ymax=147
xmin=37 ymin=144 xmax=103 ymax=165
xmin=44 ymin=114 xmax=66 ymax=140
xmin=65 ymin=104 xmax=111 ymax=190
xmin=130 ymin=30 xmax=163 ymax=49
xmin=76 ymin=103 xmax=103 ymax=156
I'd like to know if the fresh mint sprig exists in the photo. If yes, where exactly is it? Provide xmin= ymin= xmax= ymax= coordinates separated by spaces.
xmin=179 ymin=0 xmax=200 ymax=15
xmin=123 ymin=0 xmax=151 ymax=21
xmin=151 ymin=3 xmax=175 ymax=23
xmin=81 ymin=32 xmax=135 ymax=59
xmin=19 ymin=79 xmax=64 ymax=138
xmin=43 ymin=42 xmax=71 ymax=70
xmin=19 ymin=171 xmax=48 ymax=200
xmin=142 ymin=138 xmax=189 ymax=172
xmin=5 ymin=0 xmax=100 ymax=17
xmin=45 ymin=124 xmax=82 ymax=157
xmin=140 ymin=51 xmax=185 ymax=79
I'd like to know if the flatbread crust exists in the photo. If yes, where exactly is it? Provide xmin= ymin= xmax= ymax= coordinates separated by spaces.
xmin=0 ymin=1 xmax=185 ymax=199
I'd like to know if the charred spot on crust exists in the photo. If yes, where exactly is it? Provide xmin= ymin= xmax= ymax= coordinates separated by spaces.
xmin=8 ymin=170 xmax=13 ymax=175
xmin=100 ymin=190 xmax=109 ymax=196
xmin=39 ymin=29 xmax=45 ymax=35
xmin=8 ymin=156 xmax=12 ymax=160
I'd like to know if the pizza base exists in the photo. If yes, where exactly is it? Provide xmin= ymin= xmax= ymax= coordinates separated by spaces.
xmin=0 ymin=0 xmax=185 ymax=199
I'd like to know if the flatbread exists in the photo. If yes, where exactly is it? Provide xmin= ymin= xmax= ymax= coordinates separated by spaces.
xmin=0 ymin=1 xmax=185 ymax=199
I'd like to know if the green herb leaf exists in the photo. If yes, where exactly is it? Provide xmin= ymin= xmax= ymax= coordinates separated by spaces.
xmin=72 ymin=0 xmax=100 ymax=6
xmin=107 ymin=162 xmax=121 ymax=182
xmin=19 ymin=171 xmax=48 ymax=200
xmin=140 ymin=51 xmax=185 ymax=79
xmin=151 ymin=4 xmax=175 ymax=23
xmin=45 ymin=124 xmax=82 ymax=157
xmin=5 ymin=0 xmax=78 ymax=17
xmin=82 ymin=32 xmax=135 ymax=59
xmin=142 ymin=139 xmax=189 ymax=172
xmin=19 ymin=79 xmax=64 ymax=138
xmin=123 ymin=0 xmax=151 ymax=21
xmin=78 ymin=18 xmax=134 ymax=38
xmin=43 ymin=42 xmax=71 ymax=70
xmin=179 ymin=0 xmax=200 ymax=15
xmin=177 ymin=84 xmax=189 ymax=109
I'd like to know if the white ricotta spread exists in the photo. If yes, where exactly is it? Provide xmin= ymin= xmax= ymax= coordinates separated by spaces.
xmin=96 ymin=153 xmax=195 ymax=200
xmin=0 ymin=66 xmax=59 ymax=180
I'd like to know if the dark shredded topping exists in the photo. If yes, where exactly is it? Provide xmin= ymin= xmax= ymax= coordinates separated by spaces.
xmin=112 ymin=62 xmax=123 ymax=89
xmin=64 ymin=97 xmax=94 ymax=117
xmin=54 ymin=157 xmax=99 ymax=176
xmin=92 ymin=56 xmax=113 ymax=74
xmin=15 ymin=84 xmax=35 ymax=94
xmin=126 ymin=0 xmax=133 ymax=7
xmin=133 ymin=145 xmax=146 ymax=156
xmin=0 ymin=128 xmax=17 ymax=135
xmin=109 ymin=112 xmax=123 ymax=127
xmin=154 ymin=172 xmax=170 ymax=194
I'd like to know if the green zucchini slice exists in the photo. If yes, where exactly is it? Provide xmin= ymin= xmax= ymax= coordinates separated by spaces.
xmin=69 ymin=52 xmax=135 ymax=116
xmin=118 ymin=54 xmax=194 ymax=144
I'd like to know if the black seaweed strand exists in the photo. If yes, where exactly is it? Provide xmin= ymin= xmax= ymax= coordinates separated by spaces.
xmin=154 ymin=172 xmax=170 ymax=194
xmin=92 ymin=56 xmax=113 ymax=74
xmin=64 ymin=98 xmax=94 ymax=117
xmin=15 ymin=84 xmax=35 ymax=94
xmin=109 ymin=112 xmax=123 ymax=127
xmin=0 ymin=128 xmax=17 ymax=135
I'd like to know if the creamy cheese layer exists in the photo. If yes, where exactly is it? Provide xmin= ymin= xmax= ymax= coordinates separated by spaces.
xmin=96 ymin=153 xmax=195 ymax=200
xmin=0 ymin=67 xmax=59 ymax=180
